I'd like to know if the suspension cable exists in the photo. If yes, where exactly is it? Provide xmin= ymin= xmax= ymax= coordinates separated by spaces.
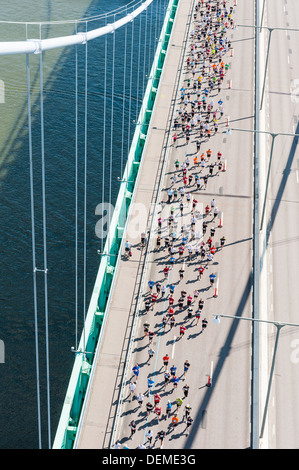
xmin=39 ymin=23 xmax=51 ymax=449
xmin=102 ymin=15 xmax=108 ymax=252
xmin=83 ymin=21 xmax=88 ymax=355
xmin=120 ymin=9 xmax=128 ymax=177
xmin=75 ymin=21 xmax=79 ymax=350
xmin=109 ymin=15 xmax=116 ymax=256
xmin=135 ymin=13 xmax=142 ymax=123
xmin=26 ymin=24 xmax=42 ymax=450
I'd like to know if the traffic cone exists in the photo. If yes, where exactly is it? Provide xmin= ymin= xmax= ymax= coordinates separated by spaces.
xmin=219 ymin=213 xmax=223 ymax=228
xmin=226 ymin=116 xmax=229 ymax=126
xmin=228 ymin=80 xmax=232 ymax=89
xmin=206 ymin=376 xmax=211 ymax=387
xmin=231 ymin=48 xmax=234 ymax=57
xmin=222 ymin=160 xmax=227 ymax=172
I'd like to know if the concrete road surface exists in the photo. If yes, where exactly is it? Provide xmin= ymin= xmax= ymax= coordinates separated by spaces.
xmin=112 ymin=0 xmax=255 ymax=450
xmin=259 ymin=0 xmax=299 ymax=450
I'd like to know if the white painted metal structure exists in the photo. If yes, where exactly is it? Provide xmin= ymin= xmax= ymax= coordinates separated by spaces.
xmin=0 ymin=0 xmax=154 ymax=55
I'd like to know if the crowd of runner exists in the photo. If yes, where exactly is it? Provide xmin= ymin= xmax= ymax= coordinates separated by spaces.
xmin=114 ymin=0 xmax=236 ymax=450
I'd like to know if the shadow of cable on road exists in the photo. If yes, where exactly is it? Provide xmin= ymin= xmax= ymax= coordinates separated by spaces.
xmin=184 ymin=273 xmax=252 ymax=449
xmin=185 ymin=124 xmax=299 ymax=449
xmin=260 ymin=122 xmax=299 ymax=272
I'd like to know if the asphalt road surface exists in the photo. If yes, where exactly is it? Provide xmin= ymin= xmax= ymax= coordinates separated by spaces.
xmin=259 ymin=0 xmax=299 ymax=450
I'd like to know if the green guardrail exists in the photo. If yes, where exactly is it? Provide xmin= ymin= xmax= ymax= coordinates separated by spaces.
xmin=52 ymin=0 xmax=179 ymax=449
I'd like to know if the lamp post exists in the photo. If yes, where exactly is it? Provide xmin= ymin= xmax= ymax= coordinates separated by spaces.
xmin=236 ymin=24 xmax=299 ymax=110
xmin=226 ymin=127 xmax=299 ymax=231
xmin=213 ymin=314 xmax=299 ymax=440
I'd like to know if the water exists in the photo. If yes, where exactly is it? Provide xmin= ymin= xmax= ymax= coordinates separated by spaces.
xmin=0 ymin=0 xmax=167 ymax=449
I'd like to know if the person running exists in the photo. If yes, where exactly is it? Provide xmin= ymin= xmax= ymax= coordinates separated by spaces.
xmin=146 ymin=401 xmax=154 ymax=416
xmin=163 ymin=354 xmax=170 ymax=370
xmin=220 ymin=235 xmax=226 ymax=248
xmin=183 ymin=383 xmax=190 ymax=398
xmin=132 ymin=364 xmax=140 ymax=382
xmin=201 ymin=318 xmax=208 ymax=332
xmin=146 ymin=429 xmax=153 ymax=447
xmin=147 ymin=377 xmax=155 ymax=395
xmin=212 ymin=206 xmax=219 ymax=221
xmin=176 ymin=397 xmax=183 ymax=412
xmin=179 ymin=267 xmax=185 ymax=280
xmin=183 ymin=360 xmax=190 ymax=379
xmin=163 ymin=265 xmax=170 ymax=278
xmin=195 ymin=309 xmax=201 ymax=324
xmin=129 ymin=420 xmax=137 ymax=439
xmin=209 ymin=272 xmax=216 ymax=286
xmin=172 ymin=414 xmax=179 ymax=428
xmin=166 ymin=400 xmax=172 ymax=418
xmin=170 ymin=364 xmax=177 ymax=378
xmin=154 ymin=393 xmax=161 ymax=406
xmin=155 ymin=405 xmax=162 ymax=422
xmin=157 ymin=430 xmax=166 ymax=448
xmin=198 ymin=298 xmax=204 ymax=311
xmin=185 ymin=416 xmax=193 ymax=436
xmin=184 ymin=404 xmax=192 ymax=422
xmin=198 ymin=265 xmax=205 ymax=280
xmin=151 ymin=293 xmax=158 ymax=309
xmin=172 ymin=375 xmax=180 ymax=390
xmin=125 ymin=240 xmax=132 ymax=257
xmin=143 ymin=321 xmax=150 ymax=336
xmin=179 ymin=325 xmax=186 ymax=339
xmin=161 ymin=284 xmax=167 ymax=297
xmin=129 ymin=381 xmax=136 ymax=402
xmin=148 ymin=347 xmax=155 ymax=365
xmin=206 ymin=252 xmax=213 ymax=267
xmin=137 ymin=392 xmax=144 ymax=407
xmin=145 ymin=299 xmax=151 ymax=313
xmin=164 ymin=369 xmax=171 ymax=390
xmin=148 ymin=330 xmax=155 ymax=344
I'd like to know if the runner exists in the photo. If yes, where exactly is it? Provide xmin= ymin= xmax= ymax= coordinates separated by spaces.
xmin=157 ymin=430 xmax=166 ymax=448
xmin=183 ymin=383 xmax=190 ymax=398
xmin=147 ymin=347 xmax=155 ymax=365
xmin=166 ymin=400 xmax=172 ymax=418
xmin=129 ymin=420 xmax=137 ymax=439
xmin=163 ymin=354 xmax=170 ymax=370
xmin=129 ymin=381 xmax=136 ymax=402
xmin=132 ymin=364 xmax=140 ymax=382
xmin=183 ymin=360 xmax=191 ymax=378
xmin=137 ymin=392 xmax=144 ymax=407
xmin=185 ymin=416 xmax=193 ymax=436
xmin=145 ymin=429 xmax=153 ymax=447
xmin=201 ymin=318 xmax=208 ymax=332
xmin=146 ymin=401 xmax=154 ymax=416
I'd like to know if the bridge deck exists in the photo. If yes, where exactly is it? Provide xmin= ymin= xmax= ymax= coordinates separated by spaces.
xmin=77 ymin=0 xmax=255 ymax=450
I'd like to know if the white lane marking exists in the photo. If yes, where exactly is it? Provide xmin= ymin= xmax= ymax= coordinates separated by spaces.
xmin=171 ymin=336 xmax=176 ymax=359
